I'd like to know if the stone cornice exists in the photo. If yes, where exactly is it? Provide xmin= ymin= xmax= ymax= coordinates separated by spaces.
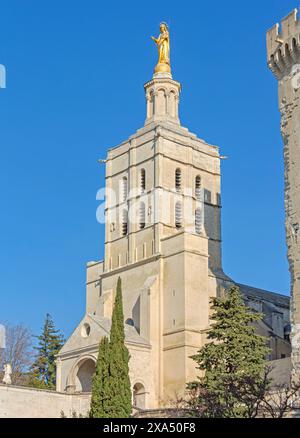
xmin=57 ymin=339 xmax=151 ymax=360
xmin=106 ymin=123 xmax=219 ymax=158
xmin=144 ymin=76 xmax=181 ymax=91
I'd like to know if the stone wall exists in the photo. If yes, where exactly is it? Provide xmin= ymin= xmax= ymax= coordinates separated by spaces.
xmin=133 ymin=408 xmax=191 ymax=418
xmin=0 ymin=384 xmax=90 ymax=418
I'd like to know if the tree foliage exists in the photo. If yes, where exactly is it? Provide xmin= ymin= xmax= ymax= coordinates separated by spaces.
xmin=89 ymin=336 xmax=110 ymax=418
xmin=90 ymin=278 xmax=132 ymax=418
xmin=106 ymin=277 xmax=132 ymax=417
xmin=29 ymin=313 xmax=64 ymax=389
xmin=260 ymin=380 xmax=300 ymax=418
xmin=0 ymin=323 xmax=33 ymax=385
xmin=188 ymin=286 xmax=270 ymax=418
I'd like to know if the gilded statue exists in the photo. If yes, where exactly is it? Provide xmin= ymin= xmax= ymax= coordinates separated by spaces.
xmin=151 ymin=23 xmax=171 ymax=74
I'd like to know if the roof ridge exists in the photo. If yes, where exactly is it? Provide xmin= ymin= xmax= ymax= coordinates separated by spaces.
xmin=238 ymin=283 xmax=289 ymax=300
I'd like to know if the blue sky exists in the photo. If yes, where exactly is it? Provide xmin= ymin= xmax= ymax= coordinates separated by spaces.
xmin=0 ymin=0 xmax=296 ymax=337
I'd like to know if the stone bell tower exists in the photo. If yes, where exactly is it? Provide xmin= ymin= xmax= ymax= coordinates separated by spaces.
xmin=57 ymin=23 xmax=227 ymax=408
xmin=267 ymin=9 xmax=300 ymax=381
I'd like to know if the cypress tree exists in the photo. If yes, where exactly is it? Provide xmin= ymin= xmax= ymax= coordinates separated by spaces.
xmin=29 ymin=313 xmax=64 ymax=389
xmin=188 ymin=286 xmax=270 ymax=418
xmin=89 ymin=336 xmax=110 ymax=418
xmin=106 ymin=277 xmax=132 ymax=417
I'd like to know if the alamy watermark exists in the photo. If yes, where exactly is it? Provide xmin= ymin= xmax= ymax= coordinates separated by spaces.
xmin=0 ymin=64 xmax=6 ymax=89
xmin=96 ymin=186 xmax=205 ymax=232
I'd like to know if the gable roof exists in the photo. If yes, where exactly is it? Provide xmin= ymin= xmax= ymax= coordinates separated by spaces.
xmin=59 ymin=313 xmax=150 ymax=356
xmin=90 ymin=314 xmax=150 ymax=346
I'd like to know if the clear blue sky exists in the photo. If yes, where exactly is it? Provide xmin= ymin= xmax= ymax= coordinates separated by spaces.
xmin=0 ymin=0 xmax=296 ymax=338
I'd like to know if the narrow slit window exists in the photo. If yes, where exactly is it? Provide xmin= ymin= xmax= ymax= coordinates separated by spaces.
xmin=139 ymin=202 xmax=146 ymax=229
xmin=195 ymin=175 xmax=201 ymax=201
xmin=121 ymin=177 xmax=128 ymax=202
xmin=122 ymin=209 xmax=128 ymax=236
xmin=195 ymin=208 xmax=202 ymax=234
xmin=175 ymin=201 xmax=183 ymax=229
xmin=140 ymin=169 xmax=146 ymax=192
xmin=175 ymin=168 xmax=182 ymax=192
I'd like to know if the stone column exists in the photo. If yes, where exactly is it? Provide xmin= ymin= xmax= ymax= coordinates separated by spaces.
xmin=55 ymin=358 xmax=62 ymax=392
xmin=267 ymin=9 xmax=300 ymax=382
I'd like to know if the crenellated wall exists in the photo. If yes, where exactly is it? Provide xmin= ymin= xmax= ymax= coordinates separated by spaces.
xmin=267 ymin=9 xmax=300 ymax=79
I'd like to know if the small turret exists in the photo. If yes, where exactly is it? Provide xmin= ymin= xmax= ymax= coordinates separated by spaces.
xmin=267 ymin=9 xmax=300 ymax=79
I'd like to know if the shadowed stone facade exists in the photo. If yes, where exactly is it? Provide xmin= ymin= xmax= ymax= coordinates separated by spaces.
xmin=267 ymin=8 xmax=300 ymax=382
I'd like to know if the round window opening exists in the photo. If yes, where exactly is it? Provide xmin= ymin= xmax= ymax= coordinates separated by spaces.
xmin=81 ymin=323 xmax=91 ymax=338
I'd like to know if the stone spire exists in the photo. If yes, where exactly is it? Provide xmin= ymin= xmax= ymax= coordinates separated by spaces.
xmin=267 ymin=9 xmax=300 ymax=383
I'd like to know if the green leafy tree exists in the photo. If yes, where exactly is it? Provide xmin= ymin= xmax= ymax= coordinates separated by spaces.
xmin=188 ymin=286 xmax=270 ymax=418
xmin=29 ymin=313 xmax=64 ymax=389
xmin=88 ymin=278 xmax=131 ymax=417
xmin=106 ymin=277 xmax=132 ymax=417
xmin=89 ymin=336 xmax=110 ymax=418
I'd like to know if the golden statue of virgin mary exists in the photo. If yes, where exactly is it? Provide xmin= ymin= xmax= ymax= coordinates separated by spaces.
xmin=151 ymin=23 xmax=171 ymax=74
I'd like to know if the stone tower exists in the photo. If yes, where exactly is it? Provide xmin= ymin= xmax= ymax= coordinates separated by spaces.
xmin=56 ymin=44 xmax=229 ymax=407
xmin=267 ymin=9 xmax=300 ymax=381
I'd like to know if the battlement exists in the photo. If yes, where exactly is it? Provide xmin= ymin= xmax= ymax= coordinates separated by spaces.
xmin=267 ymin=9 xmax=300 ymax=79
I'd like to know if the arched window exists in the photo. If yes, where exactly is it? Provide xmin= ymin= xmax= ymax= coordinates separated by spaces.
xmin=169 ymin=90 xmax=176 ymax=118
xmin=140 ymin=169 xmax=146 ymax=192
xmin=133 ymin=383 xmax=146 ymax=409
xmin=175 ymin=168 xmax=182 ymax=192
xmin=195 ymin=175 xmax=201 ymax=201
xmin=195 ymin=208 xmax=202 ymax=234
xmin=121 ymin=209 xmax=128 ymax=236
xmin=285 ymin=43 xmax=290 ymax=56
xmin=175 ymin=201 xmax=183 ymax=229
xmin=139 ymin=202 xmax=146 ymax=229
xmin=120 ymin=177 xmax=128 ymax=202
xmin=149 ymin=91 xmax=154 ymax=118
xmin=75 ymin=358 xmax=96 ymax=393
xmin=157 ymin=88 xmax=167 ymax=114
